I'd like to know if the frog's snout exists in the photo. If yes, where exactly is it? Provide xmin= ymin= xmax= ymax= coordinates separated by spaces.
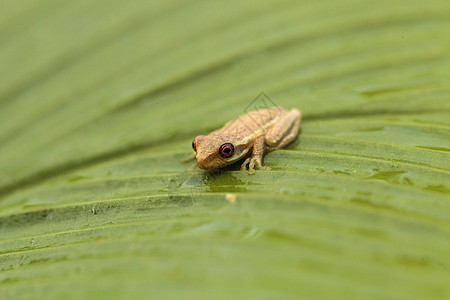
xmin=195 ymin=154 xmax=222 ymax=171
xmin=195 ymin=158 xmax=207 ymax=170
xmin=195 ymin=158 xmax=213 ymax=170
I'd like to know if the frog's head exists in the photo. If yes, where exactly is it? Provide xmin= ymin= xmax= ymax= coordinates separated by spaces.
xmin=192 ymin=134 xmax=251 ymax=170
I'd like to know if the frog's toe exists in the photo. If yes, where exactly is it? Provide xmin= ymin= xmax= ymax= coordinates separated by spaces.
xmin=249 ymin=158 xmax=257 ymax=170
xmin=240 ymin=158 xmax=251 ymax=171
xmin=241 ymin=157 xmax=270 ymax=174
xmin=252 ymin=158 xmax=270 ymax=170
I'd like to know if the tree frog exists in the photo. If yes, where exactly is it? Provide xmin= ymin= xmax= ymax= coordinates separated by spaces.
xmin=191 ymin=106 xmax=301 ymax=174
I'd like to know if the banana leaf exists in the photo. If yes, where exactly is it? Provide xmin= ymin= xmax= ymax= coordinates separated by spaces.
xmin=0 ymin=0 xmax=449 ymax=299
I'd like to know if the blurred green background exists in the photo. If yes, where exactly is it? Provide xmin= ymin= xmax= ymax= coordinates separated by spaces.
xmin=0 ymin=0 xmax=449 ymax=299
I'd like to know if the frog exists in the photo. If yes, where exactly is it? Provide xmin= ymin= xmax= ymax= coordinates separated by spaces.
xmin=190 ymin=106 xmax=301 ymax=174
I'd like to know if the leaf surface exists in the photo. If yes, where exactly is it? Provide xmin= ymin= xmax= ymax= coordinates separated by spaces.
xmin=0 ymin=0 xmax=449 ymax=299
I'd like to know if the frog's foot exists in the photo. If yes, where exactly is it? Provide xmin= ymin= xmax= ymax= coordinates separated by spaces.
xmin=181 ymin=153 xmax=196 ymax=163
xmin=240 ymin=157 xmax=271 ymax=175
xmin=187 ymin=163 xmax=198 ymax=171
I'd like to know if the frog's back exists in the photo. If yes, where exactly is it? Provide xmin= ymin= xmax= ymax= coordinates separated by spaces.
xmin=217 ymin=106 xmax=286 ymax=137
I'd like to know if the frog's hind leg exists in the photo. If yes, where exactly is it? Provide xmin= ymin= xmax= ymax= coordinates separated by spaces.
xmin=265 ymin=108 xmax=301 ymax=147
xmin=268 ymin=114 xmax=301 ymax=151
xmin=271 ymin=119 xmax=300 ymax=150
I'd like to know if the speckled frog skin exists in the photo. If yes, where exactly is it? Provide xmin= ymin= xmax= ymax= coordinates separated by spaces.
xmin=192 ymin=107 xmax=301 ymax=174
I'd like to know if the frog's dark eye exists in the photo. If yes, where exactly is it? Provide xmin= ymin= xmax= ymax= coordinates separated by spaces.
xmin=219 ymin=143 xmax=234 ymax=158
xmin=192 ymin=140 xmax=197 ymax=152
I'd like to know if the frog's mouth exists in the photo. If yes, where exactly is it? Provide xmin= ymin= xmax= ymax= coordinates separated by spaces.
xmin=195 ymin=160 xmax=210 ymax=170
xmin=196 ymin=157 xmax=227 ymax=170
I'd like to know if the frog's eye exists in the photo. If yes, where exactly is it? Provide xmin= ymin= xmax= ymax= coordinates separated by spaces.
xmin=192 ymin=140 xmax=197 ymax=152
xmin=219 ymin=143 xmax=234 ymax=158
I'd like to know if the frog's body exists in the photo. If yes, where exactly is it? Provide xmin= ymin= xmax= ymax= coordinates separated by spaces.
xmin=191 ymin=107 xmax=301 ymax=174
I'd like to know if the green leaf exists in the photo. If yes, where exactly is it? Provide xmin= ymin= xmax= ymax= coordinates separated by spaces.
xmin=0 ymin=0 xmax=449 ymax=299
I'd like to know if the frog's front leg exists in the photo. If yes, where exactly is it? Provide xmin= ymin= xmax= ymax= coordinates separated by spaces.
xmin=241 ymin=135 xmax=271 ymax=175
xmin=265 ymin=108 xmax=301 ymax=149
xmin=181 ymin=152 xmax=196 ymax=163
